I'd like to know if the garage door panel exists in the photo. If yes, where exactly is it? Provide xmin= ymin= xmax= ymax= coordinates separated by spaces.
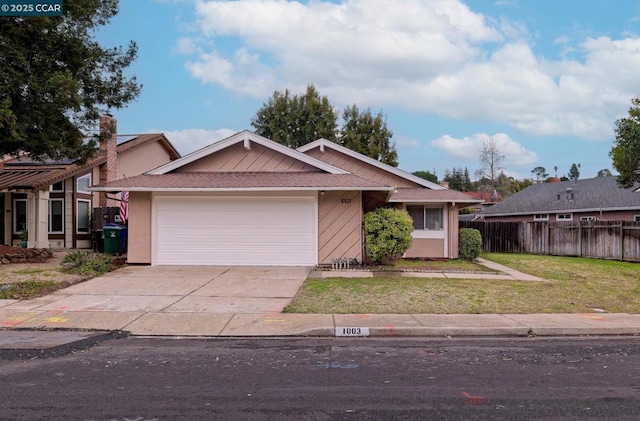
xmin=155 ymin=196 xmax=316 ymax=266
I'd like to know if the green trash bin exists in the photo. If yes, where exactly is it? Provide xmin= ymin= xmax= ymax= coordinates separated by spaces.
xmin=103 ymin=225 xmax=124 ymax=255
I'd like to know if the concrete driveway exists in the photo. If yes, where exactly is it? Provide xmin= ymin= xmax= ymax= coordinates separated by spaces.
xmin=11 ymin=266 xmax=311 ymax=315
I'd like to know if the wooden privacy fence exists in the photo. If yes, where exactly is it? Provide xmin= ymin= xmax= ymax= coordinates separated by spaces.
xmin=460 ymin=220 xmax=640 ymax=262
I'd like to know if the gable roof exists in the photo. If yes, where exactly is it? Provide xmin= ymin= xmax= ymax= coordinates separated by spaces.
xmin=90 ymin=172 xmax=393 ymax=192
xmin=298 ymin=139 xmax=445 ymax=190
xmin=480 ymin=176 xmax=640 ymax=216
xmin=0 ymin=133 xmax=180 ymax=191
xmin=147 ymin=131 xmax=349 ymax=175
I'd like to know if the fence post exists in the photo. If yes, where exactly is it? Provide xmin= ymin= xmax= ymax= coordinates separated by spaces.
xmin=620 ymin=223 xmax=625 ymax=261
xmin=578 ymin=221 xmax=582 ymax=257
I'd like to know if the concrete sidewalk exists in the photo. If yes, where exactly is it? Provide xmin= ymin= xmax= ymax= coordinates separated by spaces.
xmin=1 ymin=259 xmax=639 ymax=345
xmin=2 ymin=311 xmax=640 ymax=340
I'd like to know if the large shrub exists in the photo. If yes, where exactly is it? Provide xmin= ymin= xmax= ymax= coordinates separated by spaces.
xmin=459 ymin=228 xmax=482 ymax=261
xmin=364 ymin=207 xmax=413 ymax=264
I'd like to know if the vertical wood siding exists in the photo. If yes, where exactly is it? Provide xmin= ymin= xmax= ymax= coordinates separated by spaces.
xmin=318 ymin=191 xmax=362 ymax=264
xmin=178 ymin=142 xmax=318 ymax=172
xmin=305 ymin=147 xmax=422 ymax=187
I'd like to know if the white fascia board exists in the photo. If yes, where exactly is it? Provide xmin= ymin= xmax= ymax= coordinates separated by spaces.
xmin=147 ymin=131 xmax=348 ymax=175
xmin=298 ymin=139 xmax=446 ymax=190
xmin=482 ymin=206 xmax=640 ymax=217
xmin=90 ymin=186 xmax=394 ymax=193
xmin=388 ymin=199 xmax=484 ymax=204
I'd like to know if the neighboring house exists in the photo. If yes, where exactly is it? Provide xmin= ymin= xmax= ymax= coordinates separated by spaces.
xmin=0 ymin=115 xmax=180 ymax=248
xmin=478 ymin=176 xmax=640 ymax=222
xmin=91 ymin=131 xmax=481 ymax=266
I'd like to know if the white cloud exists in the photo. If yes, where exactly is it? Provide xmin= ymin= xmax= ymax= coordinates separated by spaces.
xmin=154 ymin=128 xmax=237 ymax=155
xmin=431 ymin=132 xmax=537 ymax=167
xmin=181 ymin=0 xmax=640 ymax=140
xmin=395 ymin=136 xmax=421 ymax=148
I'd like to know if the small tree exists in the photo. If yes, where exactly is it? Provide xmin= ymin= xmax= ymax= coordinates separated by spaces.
xmin=531 ymin=166 xmax=548 ymax=182
xmin=568 ymin=163 xmax=581 ymax=180
xmin=610 ymin=96 xmax=640 ymax=188
xmin=363 ymin=208 xmax=413 ymax=264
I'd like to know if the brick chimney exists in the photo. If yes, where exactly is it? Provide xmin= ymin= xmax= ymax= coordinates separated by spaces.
xmin=99 ymin=114 xmax=117 ymax=207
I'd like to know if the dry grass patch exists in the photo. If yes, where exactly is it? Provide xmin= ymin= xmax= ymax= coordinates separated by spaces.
xmin=284 ymin=253 xmax=640 ymax=314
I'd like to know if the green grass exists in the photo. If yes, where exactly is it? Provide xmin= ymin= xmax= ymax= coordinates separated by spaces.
xmin=284 ymin=253 xmax=640 ymax=314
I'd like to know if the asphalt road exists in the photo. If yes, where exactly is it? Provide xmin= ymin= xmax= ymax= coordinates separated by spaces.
xmin=2 ymin=336 xmax=640 ymax=420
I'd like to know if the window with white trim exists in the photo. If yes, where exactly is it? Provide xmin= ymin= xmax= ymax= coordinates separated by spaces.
xmin=407 ymin=205 xmax=443 ymax=230
xmin=13 ymin=199 xmax=27 ymax=234
xmin=634 ymin=215 xmax=640 ymax=222
xmin=77 ymin=173 xmax=91 ymax=194
xmin=533 ymin=214 xmax=549 ymax=221
xmin=76 ymin=199 xmax=90 ymax=234
xmin=581 ymin=216 xmax=596 ymax=222
xmin=50 ymin=181 xmax=64 ymax=192
xmin=48 ymin=199 xmax=64 ymax=233
xmin=557 ymin=213 xmax=573 ymax=221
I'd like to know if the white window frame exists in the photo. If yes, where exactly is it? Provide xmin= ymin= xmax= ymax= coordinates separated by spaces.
xmin=580 ymin=216 xmax=596 ymax=222
xmin=48 ymin=198 xmax=64 ymax=234
xmin=49 ymin=181 xmax=64 ymax=192
xmin=556 ymin=213 xmax=573 ymax=221
xmin=76 ymin=173 xmax=91 ymax=194
xmin=406 ymin=205 xmax=444 ymax=231
xmin=634 ymin=215 xmax=640 ymax=222
xmin=534 ymin=214 xmax=549 ymax=221
xmin=76 ymin=199 xmax=91 ymax=234
xmin=13 ymin=199 xmax=28 ymax=234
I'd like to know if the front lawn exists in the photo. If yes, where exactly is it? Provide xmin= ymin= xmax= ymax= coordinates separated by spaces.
xmin=284 ymin=253 xmax=640 ymax=314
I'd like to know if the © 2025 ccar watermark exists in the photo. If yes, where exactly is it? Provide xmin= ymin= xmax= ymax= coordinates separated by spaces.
xmin=0 ymin=0 xmax=62 ymax=16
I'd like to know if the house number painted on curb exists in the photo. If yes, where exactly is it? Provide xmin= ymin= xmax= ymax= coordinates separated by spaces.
xmin=336 ymin=327 xmax=370 ymax=337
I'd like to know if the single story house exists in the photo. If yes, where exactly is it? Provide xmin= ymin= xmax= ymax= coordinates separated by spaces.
xmin=478 ymin=176 xmax=640 ymax=222
xmin=0 ymin=115 xmax=180 ymax=248
xmin=91 ymin=131 xmax=481 ymax=266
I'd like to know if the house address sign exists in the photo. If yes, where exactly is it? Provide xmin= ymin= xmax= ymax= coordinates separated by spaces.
xmin=341 ymin=198 xmax=352 ymax=204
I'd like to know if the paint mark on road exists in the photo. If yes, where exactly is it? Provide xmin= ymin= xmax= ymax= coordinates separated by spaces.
xmin=463 ymin=390 xmax=488 ymax=405
xmin=44 ymin=316 xmax=69 ymax=324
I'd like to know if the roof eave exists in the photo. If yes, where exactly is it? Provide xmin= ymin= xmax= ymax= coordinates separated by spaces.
xmin=298 ymin=139 xmax=446 ymax=190
xmin=89 ymin=186 xmax=395 ymax=193
xmin=482 ymin=205 xmax=640 ymax=217
xmin=147 ymin=131 xmax=348 ymax=175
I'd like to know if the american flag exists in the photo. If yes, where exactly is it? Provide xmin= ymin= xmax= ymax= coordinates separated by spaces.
xmin=120 ymin=191 xmax=129 ymax=223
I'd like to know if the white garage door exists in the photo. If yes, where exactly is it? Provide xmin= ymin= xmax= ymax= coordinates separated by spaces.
xmin=154 ymin=196 xmax=316 ymax=266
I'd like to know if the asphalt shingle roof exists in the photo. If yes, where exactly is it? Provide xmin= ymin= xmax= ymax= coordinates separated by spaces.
xmin=480 ymin=176 xmax=640 ymax=216
xmin=91 ymin=172 xmax=393 ymax=190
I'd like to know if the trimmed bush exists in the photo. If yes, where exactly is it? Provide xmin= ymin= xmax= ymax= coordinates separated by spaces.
xmin=459 ymin=228 xmax=482 ymax=261
xmin=364 ymin=207 xmax=413 ymax=264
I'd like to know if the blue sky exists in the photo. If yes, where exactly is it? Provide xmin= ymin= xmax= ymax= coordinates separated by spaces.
xmin=97 ymin=0 xmax=640 ymax=182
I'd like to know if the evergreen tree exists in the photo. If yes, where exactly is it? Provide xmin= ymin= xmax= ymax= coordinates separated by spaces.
xmin=0 ymin=0 xmax=141 ymax=161
xmin=568 ymin=163 xmax=581 ymax=180
xmin=340 ymin=105 xmax=398 ymax=167
xmin=251 ymin=84 xmax=337 ymax=148
xmin=251 ymin=85 xmax=398 ymax=165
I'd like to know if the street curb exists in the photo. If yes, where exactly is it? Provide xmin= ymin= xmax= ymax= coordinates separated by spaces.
xmin=0 ymin=328 xmax=128 ymax=359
